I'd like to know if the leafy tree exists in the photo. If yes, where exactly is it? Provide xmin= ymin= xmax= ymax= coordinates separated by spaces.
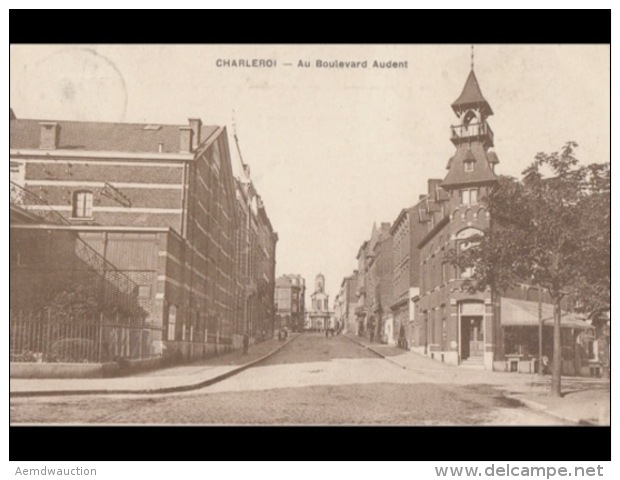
xmin=452 ymin=142 xmax=609 ymax=397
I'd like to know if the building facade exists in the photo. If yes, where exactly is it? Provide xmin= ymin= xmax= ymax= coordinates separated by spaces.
xmin=333 ymin=272 xmax=358 ymax=334
xmin=389 ymin=200 xmax=426 ymax=349
xmin=306 ymin=273 xmax=331 ymax=331
xmin=275 ymin=274 xmax=306 ymax=332
xmin=414 ymin=68 xmax=592 ymax=372
xmin=234 ymin=164 xmax=279 ymax=344
xmin=415 ymin=69 xmax=501 ymax=369
xmin=10 ymin=113 xmax=277 ymax=361
xmin=354 ymin=241 xmax=371 ymax=336
xmin=367 ymin=222 xmax=393 ymax=343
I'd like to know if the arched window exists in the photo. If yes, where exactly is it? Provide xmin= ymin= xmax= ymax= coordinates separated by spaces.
xmin=463 ymin=110 xmax=477 ymax=127
xmin=456 ymin=228 xmax=484 ymax=279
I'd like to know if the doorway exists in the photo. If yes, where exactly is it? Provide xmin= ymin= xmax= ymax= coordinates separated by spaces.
xmin=461 ymin=316 xmax=483 ymax=359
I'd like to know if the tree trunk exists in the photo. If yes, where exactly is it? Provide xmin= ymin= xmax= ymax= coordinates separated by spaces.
xmin=551 ymin=297 xmax=563 ymax=397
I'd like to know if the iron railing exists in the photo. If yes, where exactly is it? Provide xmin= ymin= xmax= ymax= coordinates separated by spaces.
xmin=10 ymin=180 xmax=141 ymax=315
xmin=9 ymin=310 xmax=161 ymax=363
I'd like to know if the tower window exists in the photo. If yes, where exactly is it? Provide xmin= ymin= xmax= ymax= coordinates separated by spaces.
xmin=460 ymin=188 xmax=478 ymax=205
xmin=72 ymin=191 xmax=93 ymax=218
xmin=464 ymin=161 xmax=474 ymax=172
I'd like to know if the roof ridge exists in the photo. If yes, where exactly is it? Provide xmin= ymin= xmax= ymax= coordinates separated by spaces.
xmin=11 ymin=117 xmax=218 ymax=128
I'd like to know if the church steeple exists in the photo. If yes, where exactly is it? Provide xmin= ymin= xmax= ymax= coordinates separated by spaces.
xmin=442 ymin=62 xmax=499 ymax=189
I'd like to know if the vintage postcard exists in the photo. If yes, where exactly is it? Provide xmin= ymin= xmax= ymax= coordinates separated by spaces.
xmin=9 ymin=44 xmax=610 ymax=426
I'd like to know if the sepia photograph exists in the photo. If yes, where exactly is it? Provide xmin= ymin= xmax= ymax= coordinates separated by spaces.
xmin=9 ymin=44 xmax=610 ymax=430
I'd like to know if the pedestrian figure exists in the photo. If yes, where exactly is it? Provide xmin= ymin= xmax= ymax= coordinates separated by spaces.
xmin=242 ymin=332 xmax=250 ymax=355
xmin=325 ymin=327 xmax=329 ymax=339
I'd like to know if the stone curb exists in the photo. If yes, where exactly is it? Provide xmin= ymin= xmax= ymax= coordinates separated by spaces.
xmin=500 ymin=393 xmax=600 ymax=426
xmin=10 ymin=336 xmax=297 ymax=398
xmin=345 ymin=335 xmax=593 ymax=425
xmin=343 ymin=335 xmax=407 ymax=369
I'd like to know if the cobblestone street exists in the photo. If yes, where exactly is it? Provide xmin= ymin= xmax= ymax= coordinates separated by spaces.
xmin=10 ymin=333 xmax=568 ymax=425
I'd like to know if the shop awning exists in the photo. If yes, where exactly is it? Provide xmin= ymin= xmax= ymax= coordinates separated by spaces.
xmin=501 ymin=297 xmax=592 ymax=330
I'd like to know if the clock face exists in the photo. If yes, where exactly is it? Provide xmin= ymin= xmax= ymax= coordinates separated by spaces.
xmin=14 ymin=47 xmax=127 ymax=122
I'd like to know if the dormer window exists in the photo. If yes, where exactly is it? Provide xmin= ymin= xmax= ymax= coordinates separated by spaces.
xmin=464 ymin=161 xmax=474 ymax=173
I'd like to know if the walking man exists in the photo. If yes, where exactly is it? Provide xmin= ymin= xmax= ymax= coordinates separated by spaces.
xmin=242 ymin=332 xmax=250 ymax=355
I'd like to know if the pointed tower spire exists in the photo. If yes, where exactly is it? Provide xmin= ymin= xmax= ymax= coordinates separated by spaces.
xmin=443 ymin=61 xmax=499 ymax=189
xmin=451 ymin=70 xmax=493 ymax=117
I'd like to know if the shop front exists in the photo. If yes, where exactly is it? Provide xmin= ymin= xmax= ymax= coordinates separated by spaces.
xmin=499 ymin=297 xmax=594 ymax=375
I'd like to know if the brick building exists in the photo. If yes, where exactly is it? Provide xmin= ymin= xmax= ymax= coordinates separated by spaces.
xmin=368 ymin=223 xmax=394 ymax=343
xmin=234 ymin=164 xmax=279 ymax=343
xmin=275 ymin=274 xmax=306 ymax=332
xmin=348 ymin=223 xmax=393 ymax=343
xmin=10 ymin=113 xmax=277 ymax=360
xmin=388 ymin=200 xmax=426 ymax=348
xmin=354 ymin=241 xmax=371 ymax=336
xmin=333 ymin=272 xmax=358 ymax=334
xmin=414 ymin=69 xmax=502 ymax=369
xmin=414 ymin=68 xmax=592 ymax=372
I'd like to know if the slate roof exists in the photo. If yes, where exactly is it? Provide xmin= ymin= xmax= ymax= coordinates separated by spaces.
xmin=442 ymin=143 xmax=498 ymax=188
xmin=451 ymin=70 xmax=493 ymax=116
xmin=10 ymin=117 xmax=219 ymax=154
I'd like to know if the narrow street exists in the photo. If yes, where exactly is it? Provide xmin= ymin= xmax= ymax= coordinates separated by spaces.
xmin=10 ymin=333 xmax=567 ymax=425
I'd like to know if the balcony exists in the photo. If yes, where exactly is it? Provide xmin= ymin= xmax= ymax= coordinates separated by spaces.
xmin=450 ymin=121 xmax=494 ymax=148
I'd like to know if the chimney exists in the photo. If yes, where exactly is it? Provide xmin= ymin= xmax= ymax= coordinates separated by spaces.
xmin=39 ymin=122 xmax=60 ymax=150
xmin=179 ymin=126 xmax=193 ymax=153
xmin=419 ymin=194 xmax=426 ymax=201
xmin=428 ymin=178 xmax=442 ymax=199
xmin=188 ymin=118 xmax=202 ymax=151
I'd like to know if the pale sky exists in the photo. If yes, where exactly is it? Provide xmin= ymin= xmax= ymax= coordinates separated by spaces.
xmin=9 ymin=44 xmax=610 ymax=304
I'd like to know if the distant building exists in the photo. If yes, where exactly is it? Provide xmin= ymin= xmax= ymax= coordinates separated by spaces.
xmin=333 ymin=272 xmax=358 ymax=334
xmin=234 ymin=164 xmax=279 ymax=343
xmin=368 ymin=222 xmax=393 ymax=343
xmin=275 ymin=274 xmax=306 ymax=332
xmin=353 ymin=223 xmax=393 ymax=343
xmin=354 ymin=239 xmax=371 ymax=337
xmin=306 ymin=273 xmax=331 ymax=331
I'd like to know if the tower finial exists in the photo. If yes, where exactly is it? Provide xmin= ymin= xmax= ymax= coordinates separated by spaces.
xmin=471 ymin=45 xmax=474 ymax=70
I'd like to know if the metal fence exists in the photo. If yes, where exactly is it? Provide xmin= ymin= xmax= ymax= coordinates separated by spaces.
xmin=9 ymin=311 xmax=162 ymax=364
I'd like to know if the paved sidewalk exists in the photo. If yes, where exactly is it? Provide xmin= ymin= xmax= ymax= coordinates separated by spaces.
xmin=345 ymin=334 xmax=610 ymax=425
xmin=10 ymin=335 xmax=296 ymax=397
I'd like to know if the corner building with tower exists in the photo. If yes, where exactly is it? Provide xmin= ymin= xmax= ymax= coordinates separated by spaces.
xmin=413 ymin=66 xmax=592 ymax=373
xmin=415 ymin=68 xmax=500 ymax=370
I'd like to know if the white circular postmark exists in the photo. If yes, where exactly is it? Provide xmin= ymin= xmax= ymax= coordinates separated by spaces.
xmin=15 ymin=47 xmax=128 ymax=122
